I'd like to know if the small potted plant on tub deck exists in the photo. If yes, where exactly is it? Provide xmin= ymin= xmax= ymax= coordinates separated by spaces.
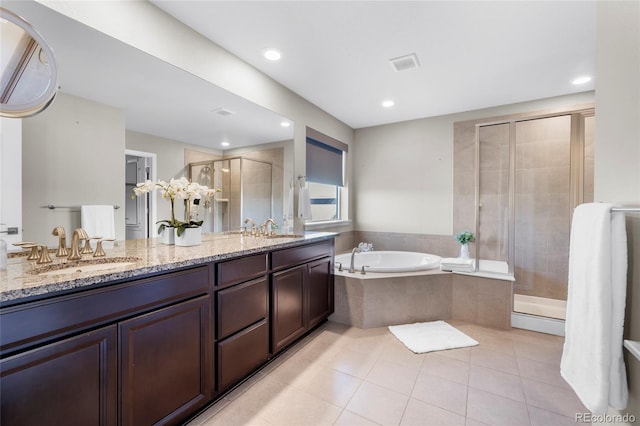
xmin=454 ymin=230 xmax=475 ymax=259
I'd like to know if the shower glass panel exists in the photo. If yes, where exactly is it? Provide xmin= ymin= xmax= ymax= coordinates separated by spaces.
xmin=211 ymin=157 xmax=273 ymax=233
xmin=583 ymin=115 xmax=595 ymax=203
xmin=477 ymin=123 xmax=510 ymax=273
xmin=241 ymin=158 xmax=273 ymax=226
xmin=475 ymin=109 xmax=593 ymax=321
xmin=514 ymin=115 xmax=572 ymax=319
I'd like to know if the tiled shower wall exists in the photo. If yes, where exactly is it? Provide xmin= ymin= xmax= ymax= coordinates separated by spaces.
xmin=514 ymin=116 xmax=572 ymax=300
xmin=336 ymin=104 xmax=594 ymax=304
xmin=335 ymin=230 xmax=461 ymax=258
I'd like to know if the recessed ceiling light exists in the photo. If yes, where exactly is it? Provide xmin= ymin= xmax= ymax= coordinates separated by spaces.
xmin=263 ymin=48 xmax=281 ymax=61
xmin=382 ymin=100 xmax=395 ymax=108
xmin=280 ymin=121 xmax=291 ymax=127
xmin=221 ymin=141 xmax=230 ymax=147
xmin=572 ymin=76 xmax=592 ymax=85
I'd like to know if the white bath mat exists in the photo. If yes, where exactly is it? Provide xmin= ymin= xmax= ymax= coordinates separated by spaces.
xmin=388 ymin=321 xmax=478 ymax=354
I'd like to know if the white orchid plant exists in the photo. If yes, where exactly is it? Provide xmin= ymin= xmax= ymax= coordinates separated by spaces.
xmin=133 ymin=177 xmax=221 ymax=236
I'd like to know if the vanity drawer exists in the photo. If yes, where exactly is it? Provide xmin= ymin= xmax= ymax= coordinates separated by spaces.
xmin=216 ymin=253 xmax=268 ymax=289
xmin=0 ymin=266 xmax=209 ymax=357
xmin=217 ymin=319 xmax=269 ymax=392
xmin=217 ymin=277 xmax=268 ymax=340
xmin=271 ymin=240 xmax=334 ymax=271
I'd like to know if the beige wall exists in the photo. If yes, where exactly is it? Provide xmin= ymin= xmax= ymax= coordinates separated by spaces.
xmin=595 ymin=1 xmax=640 ymax=419
xmin=22 ymin=93 xmax=125 ymax=245
xmin=353 ymin=92 xmax=594 ymax=235
xmin=0 ymin=117 xmax=23 ymax=247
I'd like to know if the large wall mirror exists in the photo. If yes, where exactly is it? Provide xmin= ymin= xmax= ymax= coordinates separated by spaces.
xmin=2 ymin=1 xmax=294 ymax=245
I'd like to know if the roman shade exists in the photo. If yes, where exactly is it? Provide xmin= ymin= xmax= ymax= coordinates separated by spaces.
xmin=305 ymin=127 xmax=348 ymax=187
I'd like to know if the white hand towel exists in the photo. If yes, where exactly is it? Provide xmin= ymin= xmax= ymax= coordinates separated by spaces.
xmin=298 ymin=186 xmax=312 ymax=220
xmin=81 ymin=205 xmax=116 ymax=248
xmin=440 ymin=257 xmax=475 ymax=272
xmin=561 ymin=203 xmax=628 ymax=414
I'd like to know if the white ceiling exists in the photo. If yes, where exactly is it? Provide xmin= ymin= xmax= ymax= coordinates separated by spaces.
xmin=152 ymin=0 xmax=597 ymax=129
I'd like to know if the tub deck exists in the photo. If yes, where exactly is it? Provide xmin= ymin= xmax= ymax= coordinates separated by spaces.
xmin=331 ymin=267 xmax=513 ymax=329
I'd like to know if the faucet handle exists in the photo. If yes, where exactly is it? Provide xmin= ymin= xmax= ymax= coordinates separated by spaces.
xmin=82 ymin=236 xmax=102 ymax=254
xmin=360 ymin=265 xmax=369 ymax=275
xmin=36 ymin=245 xmax=53 ymax=264
xmin=336 ymin=262 xmax=343 ymax=272
xmin=93 ymin=238 xmax=114 ymax=257
xmin=17 ymin=243 xmax=40 ymax=260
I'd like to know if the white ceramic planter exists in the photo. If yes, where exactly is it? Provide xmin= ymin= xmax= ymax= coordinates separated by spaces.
xmin=174 ymin=227 xmax=202 ymax=247
xmin=159 ymin=227 xmax=175 ymax=245
xmin=459 ymin=243 xmax=470 ymax=259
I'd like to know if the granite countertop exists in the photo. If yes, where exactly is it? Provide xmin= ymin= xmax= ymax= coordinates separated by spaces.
xmin=1 ymin=232 xmax=336 ymax=304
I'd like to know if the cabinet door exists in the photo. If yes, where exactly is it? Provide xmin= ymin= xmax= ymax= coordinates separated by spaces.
xmin=306 ymin=257 xmax=334 ymax=329
xmin=0 ymin=326 xmax=117 ymax=426
xmin=271 ymin=265 xmax=306 ymax=354
xmin=119 ymin=296 xmax=212 ymax=426
xmin=217 ymin=319 xmax=269 ymax=392
xmin=217 ymin=277 xmax=268 ymax=340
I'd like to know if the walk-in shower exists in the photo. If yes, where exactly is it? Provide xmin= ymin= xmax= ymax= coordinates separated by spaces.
xmin=474 ymin=107 xmax=595 ymax=323
xmin=189 ymin=157 xmax=277 ymax=233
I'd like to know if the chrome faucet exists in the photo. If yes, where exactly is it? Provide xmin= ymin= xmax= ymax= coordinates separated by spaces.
xmin=262 ymin=218 xmax=277 ymax=236
xmin=349 ymin=247 xmax=360 ymax=273
xmin=68 ymin=228 xmax=89 ymax=260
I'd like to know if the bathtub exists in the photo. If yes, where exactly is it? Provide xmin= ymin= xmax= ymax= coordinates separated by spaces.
xmin=330 ymin=250 xmax=514 ymax=329
xmin=334 ymin=251 xmax=442 ymax=273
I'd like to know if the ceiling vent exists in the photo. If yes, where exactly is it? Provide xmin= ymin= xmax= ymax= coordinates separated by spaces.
xmin=389 ymin=53 xmax=420 ymax=72
xmin=213 ymin=107 xmax=235 ymax=117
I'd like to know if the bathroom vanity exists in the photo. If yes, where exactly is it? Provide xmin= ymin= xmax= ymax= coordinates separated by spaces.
xmin=0 ymin=232 xmax=335 ymax=425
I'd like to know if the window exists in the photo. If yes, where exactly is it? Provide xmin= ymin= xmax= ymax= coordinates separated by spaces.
xmin=305 ymin=127 xmax=348 ymax=222
xmin=308 ymin=181 xmax=339 ymax=221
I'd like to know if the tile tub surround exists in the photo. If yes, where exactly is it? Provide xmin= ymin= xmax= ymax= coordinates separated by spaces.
xmin=331 ymin=270 xmax=513 ymax=329
xmin=0 ymin=232 xmax=336 ymax=303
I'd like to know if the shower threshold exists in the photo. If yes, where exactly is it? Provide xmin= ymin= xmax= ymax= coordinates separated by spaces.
xmin=513 ymin=294 xmax=566 ymax=320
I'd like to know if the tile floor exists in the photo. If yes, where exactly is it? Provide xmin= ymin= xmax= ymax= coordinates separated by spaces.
xmin=188 ymin=320 xmax=588 ymax=426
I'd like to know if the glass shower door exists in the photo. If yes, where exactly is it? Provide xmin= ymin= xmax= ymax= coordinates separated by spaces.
xmin=513 ymin=115 xmax=572 ymax=319
xmin=476 ymin=122 xmax=510 ymax=275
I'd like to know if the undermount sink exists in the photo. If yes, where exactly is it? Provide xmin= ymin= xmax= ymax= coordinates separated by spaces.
xmin=266 ymin=234 xmax=304 ymax=239
xmin=30 ymin=257 xmax=141 ymax=276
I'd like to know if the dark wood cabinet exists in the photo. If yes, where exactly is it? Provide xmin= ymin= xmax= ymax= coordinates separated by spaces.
xmin=272 ymin=265 xmax=307 ymax=353
xmin=217 ymin=319 xmax=269 ymax=391
xmin=217 ymin=277 xmax=268 ymax=340
xmin=119 ymin=296 xmax=212 ymax=426
xmin=0 ymin=266 xmax=212 ymax=426
xmin=0 ymin=237 xmax=335 ymax=425
xmin=307 ymin=257 xmax=334 ymax=329
xmin=0 ymin=326 xmax=117 ymax=426
xmin=215 ymin=256 xmax=270 ymax=394
xmin=271 ymin=240 xmax=334 ymax=354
